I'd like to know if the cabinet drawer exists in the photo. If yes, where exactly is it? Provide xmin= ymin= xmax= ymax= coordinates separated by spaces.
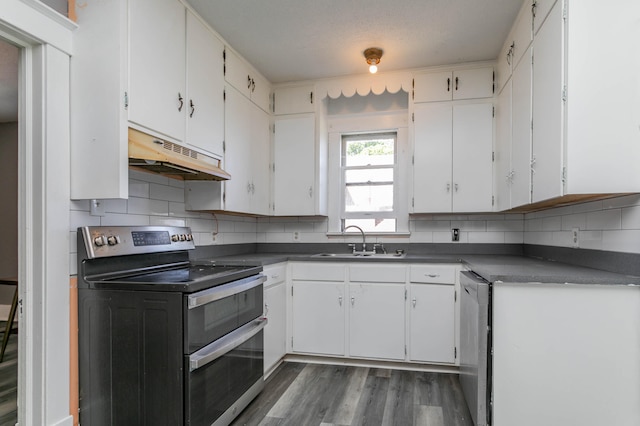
xmin=349 ymin=264 xmax=406 ymax=283
xmin=291 ymin=263 xmax=345 ymax=282
xmin=263 ymin=263 xmax=286 ymax=288
xmin=409 ymin=265 xmax=457 ymax=284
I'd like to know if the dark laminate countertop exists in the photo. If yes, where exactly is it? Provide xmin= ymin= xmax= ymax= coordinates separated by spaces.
xmin=204 ymin=252 xmax=640 ymax=286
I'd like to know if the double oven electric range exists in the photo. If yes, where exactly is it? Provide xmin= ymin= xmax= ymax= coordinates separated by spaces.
xmin=77 ymin=226 xmax=266 ymax=426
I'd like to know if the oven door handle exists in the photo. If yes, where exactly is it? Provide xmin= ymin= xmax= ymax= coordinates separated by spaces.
xmin=189 ymin=317 xmax=267 ymax=372
xmin=187 ymin=274 xmax=266 ymax=309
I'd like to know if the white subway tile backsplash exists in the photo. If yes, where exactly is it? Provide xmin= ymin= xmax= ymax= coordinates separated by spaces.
xmin=149 ymin=217 xmax=187 ymax=227
xmin=413 ymin=220 xmax=452 ymax=232
xmin=586 ymin=209 xmax=621 ymax=230
xmin=621 ymin=206 xmax=640 ymax=229
xmin=469 ymin=232 xmax=504 ymax=244
xmin=128 ymin=197 xmax=169 ymax=216
xmin=103 ymin=199 xmax=128 ymax=214
xmin=101 ymin=213 xmax=150 ymax=226
xmin=186 ymin=218 xmax=216 ymax=232
xmin=487 ymin=220 xmax=523 ymax=232
xmin=450 ymin=220 xmax=486 ymax=231
xmin=504 ymin=232 xmax=524 ymax=244
xmin=560 ymin=213 xmax=586 ymax=231
xmin=70 ymin=210 xmax=100 ymax=229
xmin=150 ymin=183 xmax=184 ymax=202
xmin=129 ymin=169 xmax=169 ymax=186
xmin=70 ymin=200 xmax=90 ymax=211
xmin=578 ymin=230 xmax=603 ymax=250
xmin=602 ymin=230 xmax=640 ymax=253
xmin=128 ymin=181 xmax=150 ymax=198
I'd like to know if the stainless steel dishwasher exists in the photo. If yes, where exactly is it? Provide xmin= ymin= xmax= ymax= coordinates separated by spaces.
xmin=459 ymin=271 xmax=491 ymax=426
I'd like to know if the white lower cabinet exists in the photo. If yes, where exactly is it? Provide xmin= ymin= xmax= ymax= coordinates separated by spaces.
xmin=289 ymin=262 xmax=458 ymax=365
xmin=291 ymin=280 xmax=345 ymax=356
xmin=263 ymin=263 xmax=287 ymax=374
xmin=409 ymin=284 xmax=456 ymax=363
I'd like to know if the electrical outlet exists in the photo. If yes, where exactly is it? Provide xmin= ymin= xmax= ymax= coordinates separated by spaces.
xmin=293 ymin=231 xmax=300 ymax=241
xmin=452 ymin=228 xmax=460 ymax=242
xmin=571 ymin=227 xmax=579 ymax=248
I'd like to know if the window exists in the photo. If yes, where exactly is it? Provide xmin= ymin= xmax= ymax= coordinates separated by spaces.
xmin=341 ymin=132 xmax=397 ymax=233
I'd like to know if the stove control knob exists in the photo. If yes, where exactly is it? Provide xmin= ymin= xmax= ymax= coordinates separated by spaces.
xmin=107 ymin=235 xmax=119 ymax=246
xmin=186 ymin=234 xmax=193 ymax=241
xmin=94 ymin=235 xmax=107 ymax=247
xmin=171 ymin=234 xmax=179 ymax=242
xmin=179 ymin=234 xmax=186 ymax=241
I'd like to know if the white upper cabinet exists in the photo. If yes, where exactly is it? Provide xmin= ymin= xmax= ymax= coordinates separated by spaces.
xmin=533 ymin=0 xmax=557 ymax=35
xmin=414 ymin=67 xmax=494 ymax=103
xmin=185 ymin=11 xmax=225 ymax=157
xmin=273 ymin=85 xmax=315 ymax=115
xmin=224 ymin=48 xmax=271 ymax=113
xmin=272 ymin=115 xmax=317 ymax=215
xmin=129 ymin=0 xmax=186 ymax=143
xmin=496 ymin=1 xmax=533 ymax=94
xmin=413 ymin=103 xmax=494 ymax=213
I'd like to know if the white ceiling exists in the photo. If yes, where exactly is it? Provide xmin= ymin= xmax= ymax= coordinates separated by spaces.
xmin=187 ymin=0 xmax=522 ymax=84
xmin=0 ymin=39 xmax=19 ymax=123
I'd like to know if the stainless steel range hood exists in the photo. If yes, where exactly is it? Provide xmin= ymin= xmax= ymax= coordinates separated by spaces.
xmin=128 ymin=128 xmax=230 ymax=181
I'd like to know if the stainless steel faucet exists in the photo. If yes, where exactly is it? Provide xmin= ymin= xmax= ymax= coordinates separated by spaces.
xmin=344 ymin=225 xmax=366 ymax=252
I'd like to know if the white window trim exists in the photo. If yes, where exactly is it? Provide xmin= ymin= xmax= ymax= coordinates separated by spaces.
xmin=327 ymin=110 xmax=410 ymax=235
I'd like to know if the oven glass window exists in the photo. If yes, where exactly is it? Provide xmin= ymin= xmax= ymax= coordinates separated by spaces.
xmin=187 ymin=283 xmax=263 ymax=354
xmin=185 ymin=330 xmax=263 ymax=426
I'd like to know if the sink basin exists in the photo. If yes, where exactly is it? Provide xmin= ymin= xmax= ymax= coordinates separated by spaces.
xmin=312 ymin=252 xmax=406 ymax=259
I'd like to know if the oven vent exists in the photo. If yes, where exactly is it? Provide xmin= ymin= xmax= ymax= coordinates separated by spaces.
xmin=128 ymin=128 xmax=231 ymax=181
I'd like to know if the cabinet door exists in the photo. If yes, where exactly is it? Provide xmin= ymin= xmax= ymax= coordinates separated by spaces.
xmin=531 ymin=1 xmax=564 ymax=203
xmin=223 ymin=86 xmax=252 ymax=213
xmin=274 ymin=85 xmax=315 ymax=115
xmin=452 ymin=103 xmax=494 ymax=212
xmin=511 ymin=46 xmax=533 ymax=208
xmin=413 ymin=71 xmax=453 ymax=103
xmin=185 ymin=11 xmax=224 ymax=157
xmin=409 ymin=284 xmax=456 ymax=364
xmin=413 ymin=103 xmax=453 ymax=213
xmin=249 ymin=103 xmax=271 ymax=215
xmin=129 ymin=0 xmax=186 ymax=142
xmin=224 ymin=48 xmax=251 ymax=98
xmin=494 ymin=81 xmax=512 ymax=212
xmin=250 ymin=71 xmax=272 ymax=113
xmin=264 ymin=282 xmax=286 ymax=374
xmin=273 ymin=115 xmax=317 ymax=215
xmin=349 ymin=283 xmax=405 ymax=360
xmin=533 ymin=0 xmax=558 ymax=35
xmin=452 ymin=68 xmax=494 ymax=100
xmin=291 ymin=281 xmax=345 ymax=356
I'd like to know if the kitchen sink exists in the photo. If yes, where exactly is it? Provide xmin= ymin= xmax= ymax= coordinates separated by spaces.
xmin=312 ymin=252 xmax=406 ymax=259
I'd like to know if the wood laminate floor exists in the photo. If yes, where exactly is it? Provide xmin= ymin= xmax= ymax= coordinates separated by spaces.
xmin=232 ymin=362 xmax=474 ymax=426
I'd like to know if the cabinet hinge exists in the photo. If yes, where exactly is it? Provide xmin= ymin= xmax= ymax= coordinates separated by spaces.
xmin=562 ymin=85 xmax=568 ymax=102
xmin=223 ymin=90 xmax=226 ymax=102
xmin=455 ymin=290 xmax=457 ymax=302
xmin=272 ymin=93 xmax=276 ymax=113
xmin=404 ymin=289 xmax=407 ymax=300
xmin=492 ymin=196 xmax=495 ymax=206
xmin=222 ymin=191 xmax=226 ymax=203
xmin=273 ymin=123 xmax=275 ymax=134
xmin=272 ymin=163 xmax=276 ymax=172
xmin=455 ymin=346 xmax=457 ymax=359
xmin=124 ymin=91 xmax=129 ymax=110
xmin=291 ymin=286 xmax=293 ymax=296
xmin=412 ymin=112 xmax=414 ymax=122
xmin=562 ymin=0 xmax=567 ymax=20
xmin=492 ymin=106 xmax=495 ymax=117
xmin=223 ymin=140 xmax=226 ymax=153
xmin=291 ymin=337 xmax=294 ymax=348
xmin=412 ymin=155 xmax=414 ymax=165
xmin=405 ymin=345 xmax=407 ymax=356
xmin=412 ymin=197 xmax=414 ymax=208
xmin=492 ymin=151 xmax=495 ymax=162
xmin=562 ymin=166 xmax=567 ymax=184
xmin=492 ymin=71 xmax=495 ymax=94
xmin=310 ymin=91 xmax=314 ymax=104
xmin=223 ymin=48 xmax=226 ymax=61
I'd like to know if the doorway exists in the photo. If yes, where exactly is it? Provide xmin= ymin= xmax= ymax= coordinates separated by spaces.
xmin=0 ymin=37 xmax=19 ymax=424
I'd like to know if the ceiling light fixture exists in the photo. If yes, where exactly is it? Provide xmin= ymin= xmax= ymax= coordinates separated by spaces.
xmin=364 ymin=47 xmax=383 ymax=74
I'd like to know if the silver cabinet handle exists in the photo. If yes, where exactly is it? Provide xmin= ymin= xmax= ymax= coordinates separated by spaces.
xmin=189 ymin=317 xmax=267 ymax=371
xmin=308 ymin=186 xmax=313 ymax=197
xmin=189 ymin=99 xmax=195 ymax=118
xmin=177 ymin=92 xmax=184 ymax=111
xmin=271 ymin=274 xmax=280 ymax=279
xmin=425 ymin=273 xmax=440 ymax=278
xmin=351 ymin=296 xmax=355 ymax=306
xmin=446 ymin=183 xmax=451 ymax=193
xmin=264 ymin=303 xmax=269 ymax=316
xmin=412 ymin=297 xmax=417 ymax=308
xmin=454 ymin=183 xmax=459 ymax=192
xmin=338 ymin=296 xmax=342 ymax=306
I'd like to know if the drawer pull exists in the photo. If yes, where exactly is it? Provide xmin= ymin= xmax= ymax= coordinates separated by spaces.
xmin=426 ymin=273 xmax=440 ymax=278
xmin=271 ymin=274 xmax=280 ymax=279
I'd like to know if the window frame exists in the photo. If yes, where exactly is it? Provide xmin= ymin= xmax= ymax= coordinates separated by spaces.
xmin=340 ymin=132 xmax=398 ymax=231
